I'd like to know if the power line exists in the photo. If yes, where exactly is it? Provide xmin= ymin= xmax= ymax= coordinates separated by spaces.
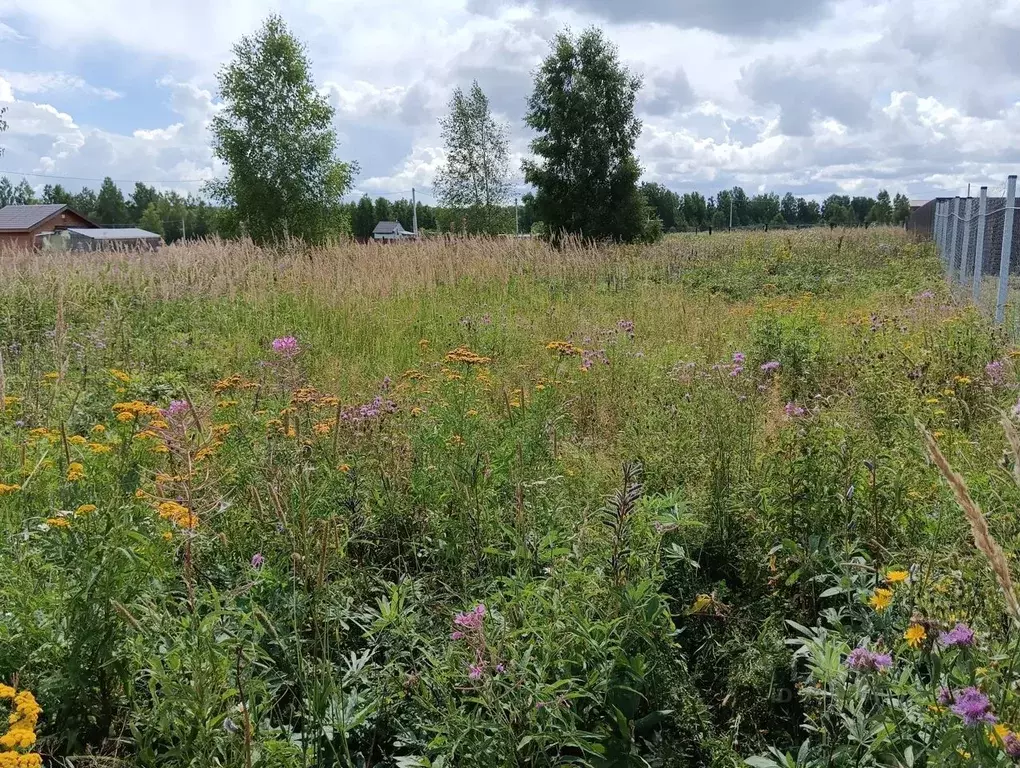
xmin=0 ymin=169 xmax=209 ymax=184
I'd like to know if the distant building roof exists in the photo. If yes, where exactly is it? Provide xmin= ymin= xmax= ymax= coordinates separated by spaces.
xmin=0 ymin=204 xmax=96 ymax=231
xmin=373 ymin=220 xmax=408 ymax=235
xmin=68 ymin=228 xmax=162 ymax=240
xmin=909 ymin=199 xmax=930 ymax=209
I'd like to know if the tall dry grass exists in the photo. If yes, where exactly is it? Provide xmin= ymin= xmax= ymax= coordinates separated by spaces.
xmin=0 ymin=228 xmax=908 ymax=305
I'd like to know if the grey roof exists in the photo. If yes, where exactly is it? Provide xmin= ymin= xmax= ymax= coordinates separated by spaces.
xmin=373 ymin=220 xmax=407 ymax=235
xmin=68 ymin=228 xmax=162 ymax=240
xmin=0 ymin=204 xmax=70 ymax=231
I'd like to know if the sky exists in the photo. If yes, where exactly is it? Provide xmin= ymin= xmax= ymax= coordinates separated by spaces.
xmin=0 ymin=0 xmax=1018 ymax=204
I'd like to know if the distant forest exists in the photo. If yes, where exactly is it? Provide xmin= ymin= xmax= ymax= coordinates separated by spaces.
xmin=0 ymin=174 xmax=913 ymax=242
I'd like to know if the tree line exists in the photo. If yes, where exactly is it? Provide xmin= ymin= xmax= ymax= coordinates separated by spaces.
xmin=639 ymin=184 xmax=913 ymax=232
xmin=0 ymin=17 xmax=917 ymax=246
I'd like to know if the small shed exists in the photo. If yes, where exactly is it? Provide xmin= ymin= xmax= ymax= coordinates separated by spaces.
xmin=372 ymin=221 xmax=415 ymax=241
xmin=0 ymin=204 xmax=97 ymax=250
xmin=68 ymin=228 xmax=163 ymax=251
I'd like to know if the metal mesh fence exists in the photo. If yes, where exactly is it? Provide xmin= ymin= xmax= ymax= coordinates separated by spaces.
xmin=930 ymin=176 xmax=1020 ymax=332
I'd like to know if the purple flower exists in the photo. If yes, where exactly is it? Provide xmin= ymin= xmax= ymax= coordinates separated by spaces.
xmin=784 ymin=402 xmax=806 ymax=418
xmin=453 ymin=603 xmax=486 ymax=631
xmin=937 ymin=687 xmax=954 ymax=705
xmin=271 ymin=336 xmax=300 ymax=358
xmin=846 ymin=646 xmax=893 ymax=673
xmin=939 ymin=623 xmax=976 ymax=648
xmin=618 ymin=320 xmax=635 ymax=338
xmin=732 ymin=352 xmax=746 ymax=365
xmin=730 ymin=365 xmax=744 ymax=377
xmin=950 ymin=686 xmax=996 ymax=726
xmin=164 ymin=400 xmax=189 ymax=419
xmin=1005 ymin=732 xmax=1020 ymax=758
xmin=450 ymin=631 xmax=465 ymax=641
xmin=495 ymin=663 xmax=505 ymax=674
xmin=986 ymin=360 xmax=1007 ymax=386
xmin=250 ymin=552 xmax=264 ymax=569
xmin=467 ymin=663 xmax=485 ymax=680
xmin=760 ymin=361 xmax=781 ymax=373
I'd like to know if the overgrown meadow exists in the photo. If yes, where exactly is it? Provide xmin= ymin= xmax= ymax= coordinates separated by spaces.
xmin=2 ymin=230 xmax=1020 ymax=767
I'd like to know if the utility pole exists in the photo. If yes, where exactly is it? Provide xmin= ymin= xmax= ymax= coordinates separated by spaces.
xmin=515 ymin=197 xmax=519 ymax=236
xmin=729 ymin=194 xmax=733 ymax=231
xmin=182 ymin=216 xmax=186 ymax=241
xmin=412 ymin=187 xmax=418 ymax=236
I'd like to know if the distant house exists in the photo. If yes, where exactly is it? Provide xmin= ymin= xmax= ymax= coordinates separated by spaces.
xmin=0 ymin=204 xmax=97 ymax=250
xmin=67 ymin=228 xmax=163 ymax=252
xmin=372 ymin=221 xmax=415 ymax=241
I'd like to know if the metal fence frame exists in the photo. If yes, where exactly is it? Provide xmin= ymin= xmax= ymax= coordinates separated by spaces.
xmin=929 ymin=174 xmax=1019 ymax=326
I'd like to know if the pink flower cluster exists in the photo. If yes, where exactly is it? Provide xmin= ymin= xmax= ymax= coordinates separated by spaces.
xmin=271 ymin=336 xmax=300 ymax=358
xmin=451 ymin=603 xmax=494 ymax=681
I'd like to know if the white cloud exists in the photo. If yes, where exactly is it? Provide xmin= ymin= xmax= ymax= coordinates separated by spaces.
xmin=0 ymin=0 xmax=1018 ymax=202
xmin=1 ymin=70 xmax=121 ymax=99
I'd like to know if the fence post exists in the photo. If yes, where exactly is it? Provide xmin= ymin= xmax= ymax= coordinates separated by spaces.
xmin=995 ymin=176 xmax=1018 ymax=324
xmin=948 ymin=197 xmax=961 ymax=282
xmin=959 ymin=196 xmax=973 ymax=286
xmin=936 ymin=200 xmax=947 ymax=264
xmin=972 ymin=187 xmax=988 ymax=304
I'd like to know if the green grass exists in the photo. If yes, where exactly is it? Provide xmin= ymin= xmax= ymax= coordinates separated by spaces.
xmin=0 ymin=228 xmax=1016 ymax=767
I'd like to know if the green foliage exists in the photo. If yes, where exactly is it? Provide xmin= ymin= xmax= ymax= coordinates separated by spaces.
xmin=523 ymin=27 xmax=648 ymax=243
xmin=0 ymin=227 xmax=1014 ymax=767
xmin=96 ymin=176 xmax=129 ymax=226
xmin=434 ymin=81 xmax=512 ymax=235
xmin=208 ymin=14 xmax=356 ymax=245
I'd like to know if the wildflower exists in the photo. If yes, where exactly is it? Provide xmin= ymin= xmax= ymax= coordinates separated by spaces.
xmin=45 ymin=517 xmax=69 ymax=528
xmin=89 ymin=443 xmax=111 ymax=454
xmin=784 ymin=402 xmax=806 ymax=418
xmin=445 ymin=346 xmax=492 ymax=365
xmin=904 ymin=624 xmax=927 ymax=648
xmin=732 ymin=352 xmax=746 ymax=364
xmin=312 ymin=422 xmax=332 ymax=435
xmin=939 ymin=623 xmax=976 ymax=648
xmin=164 ymin=400 xmax=189 ymax=420
xmin=618 ymin=320 xmax=635 ymax=338
xmin=75 ymin=504 xmax=97 ymax=515
xmin=495 ymin=663 xmax=505 ymax=673
xmin=760 ymin=361 xmax=781 ymax=373
xmin=450 ymin=631 xmax=465 ymax=641
xmin=109 ymin=369 xmax=131 ymax=383
xmin=886 ymin=570 xmax=909 ymax=584
xmin=467 ymin=663 xmax=485 ymax=680
xmin=990 ymin=723 xmax=1012 ymax=747
xmin=846 ymin=646 xmax=893 ymax=673
xmin=271 ymin=336 xmax=300 ymax=358
xmin=66 ymin=462 xmax=85 ymax=482
xmin=1005 ymin=732 xmax=1020 ymax=758
xmin=338 ymin=464 xmax=351 ymax=473
xmin=951 ymin=687 xmax=996 ymax=726
xmin=730 ymin=365 xmax=744 ymax=377
xmin=157 ymin=501 xmax=198 ymax=529
xmin=453 ymin=603 xmax=486 ymax=631
xmin=68 ymin=435 xmax=87 ymax=446
xmin=869 ymin=588 xmax=893 ymax=612
xmin=251 ymin=553 xmax=264 ymax=569
xmin=986 ymin=360 xmax=1008 ymax=385
xmin=116 ymin=411 xmax=134 ymax=422
xmin=0 ymin=484 xmax=20 ymax=496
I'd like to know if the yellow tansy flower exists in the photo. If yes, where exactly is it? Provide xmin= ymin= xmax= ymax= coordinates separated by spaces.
xmin=886 ymin=570 xmax=909 ymax=584
xmin=46 ymin=517 xmax=69 ymax=528
xmin=904 ymin=624 xmax=926 ymax=648
xmin=75 ymin=504 xmax=97 ymax=515
xmin=66 ymin=462 xmax=85 ymax=482
xmin=869 ymin=588 xmax=893 ymax=612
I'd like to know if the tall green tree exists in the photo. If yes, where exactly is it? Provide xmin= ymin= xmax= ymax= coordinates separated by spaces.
xmin=374 ymin=197 xmax=392 ymax=223
xmin=42 ymin=184 xmax=73 ymax=205
xmin=892 ymin=193 xmax=912 ymax=225
xmin=95 ymin=177 xmax=128 ymax=225
xmin=867 ymin=189 xmax=893 ymax=225
xmin=138 ymin=203 xmax=165 ymax=236
xmin=129 ymin=183 xmax=161 ymax=225
xmin=434 ymin=81 xmax=512 ymax=235
xmin=640 ymin=183 xmax=680 ymax=231
xmin=72 ymin=187 xmax=98 ymax=219
xmin=13 ymin=179 xmax=37 ymax=205
xmin=780 ymin=193 xmax=798 ymax=224
xmin=680 ymin=192 xmax=709 ymax=231
xmin=208 ymin=15 xmax=356 ymax=245
xmin=0 ymin=177 xmax=13 ymax=207
xmin=352 ymin=195 xmax=375 ymax=238
xmin=523 ymin=27 xmax=652 ymax=243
